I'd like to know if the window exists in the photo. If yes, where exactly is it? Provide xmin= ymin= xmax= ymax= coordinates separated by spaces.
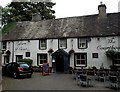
xmin=37 ymin=54 xmax=47 ymax=65
xmin=92 ymin=53 xmax=98 ymax=58
xmin=26 ymin=52 xmax=30 ymax=57
xmin=39 ymin=39 xmax=47 ymax=50
xmin=78 ymin=38 xmax=87 ymax=49
xmin=16 ymin=55 xmax=23 ymax=62
xmin=59 ymin=39 xmax=67 ymax=49
xmin=2 ymin=41 xmax=7 ymax=49
xmin=74 ymin=53 xmax=87 ymax=67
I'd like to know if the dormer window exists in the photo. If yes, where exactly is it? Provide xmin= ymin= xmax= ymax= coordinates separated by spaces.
xmin=39 ymin=39 xmax=47 ymax=50
xmin=78 ymin=38 xmax=87 ymax=49
xmin=59 ymin=39 xmax=67 ymax=49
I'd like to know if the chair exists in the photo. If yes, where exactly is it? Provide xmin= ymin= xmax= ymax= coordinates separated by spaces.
xmin=98 ymin=70 xmax=106 ymax=82
xmin=79 ymin=70 xmax=95 ymax=87
xmin=105 ymin=71 xmax=120 ymax=90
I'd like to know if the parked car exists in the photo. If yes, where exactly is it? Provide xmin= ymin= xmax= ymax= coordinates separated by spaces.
xmin=2 ymin=62 xmax=33 ymax=78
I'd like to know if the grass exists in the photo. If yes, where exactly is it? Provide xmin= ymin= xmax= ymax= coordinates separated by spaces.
xmin=2 ymin=22 xmax=16 ymax=34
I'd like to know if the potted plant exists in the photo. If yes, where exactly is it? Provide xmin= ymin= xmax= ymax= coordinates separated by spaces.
xmin=48 ymin=48 xmax=54 ymax=53
xmin=69 ymin=48 xmax=75 ymax=54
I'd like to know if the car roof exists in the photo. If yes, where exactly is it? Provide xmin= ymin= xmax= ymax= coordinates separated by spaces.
xmin=9 ymin=62 xmax=27 ymax=64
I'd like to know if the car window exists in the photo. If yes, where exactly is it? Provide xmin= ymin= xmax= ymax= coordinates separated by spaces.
xmin=13 ymin=63 xmax=19 ymax=68
xmin=19 ymin=64 xmax=29 ymax=68
xmin=6 ymin=63 xmax=12 ymax=68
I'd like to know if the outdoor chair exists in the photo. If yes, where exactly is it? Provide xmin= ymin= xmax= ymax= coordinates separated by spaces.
xmin=105 ymin=71 xmax=120 ymax=90
xmin=79 ymin=70 xmax=95 ymax=87
xmin=97 ymin=70 xmax=106 ymax=82
xmin=72 ymin=69 xmax=77 ymax=79
xmin=76 ymin=71 xmax=83 ymax=85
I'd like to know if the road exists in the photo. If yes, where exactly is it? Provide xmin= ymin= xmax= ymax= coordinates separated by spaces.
xmin=2 ymin=72 xmax=119 ymax=91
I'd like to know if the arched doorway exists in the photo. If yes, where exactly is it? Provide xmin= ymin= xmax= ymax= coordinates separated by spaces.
xmin=52 ymin=49 xmax=69 ymax=73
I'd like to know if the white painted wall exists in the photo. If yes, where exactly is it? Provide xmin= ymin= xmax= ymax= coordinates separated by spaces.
xmin=2 ymin=36 xmax=120 ymax=69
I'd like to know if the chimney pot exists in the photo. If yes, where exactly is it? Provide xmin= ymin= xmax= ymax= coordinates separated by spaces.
xmin=32 ymin=13 xmax=42 ymax=21
xmin=98 ymin=2 xmax=107 ymax=18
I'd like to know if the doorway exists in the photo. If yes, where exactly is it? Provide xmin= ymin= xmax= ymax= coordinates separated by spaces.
xmin=56 ymin=55 xmax=64 ymax=72
xmin=52 ymin=49 xmax=69 ymax=73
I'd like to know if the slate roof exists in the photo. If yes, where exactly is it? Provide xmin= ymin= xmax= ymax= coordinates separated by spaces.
xmin=2 ymin=12 xmax=120 ymax=41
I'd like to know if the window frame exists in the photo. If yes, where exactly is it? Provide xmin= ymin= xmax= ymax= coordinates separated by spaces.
xmin=58 ymin=38 xmax=67 ymax=49
xmin=74 ymin=53 xmax=87 ymax=67
xmin=78 ymin=38 xmax=87 ymax=49
xmin=37 ymin=54 xmax=47 ymax=65
xmin=26 ymin=52 xmax=30 ymax=57
xmin=2 ymin=41 xmax=7 ymax=49
xmin=92 ymin=53 xmax=99 ymax=58
xmin=39 ymin=39 xmax=47 ymax=50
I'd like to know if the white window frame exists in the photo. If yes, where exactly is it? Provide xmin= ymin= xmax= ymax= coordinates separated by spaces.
xmin=75 ymin=53 xmax=87 ymax=67
xmin=59 ymin=39 xmax=67 ymax=49
xmin=39 ymin=39 xmax=47 ymax=50
xmin=38 ymin=54 xmax=47 ymax=65
xmin=78 ymin=38 xmax=87 ymax=49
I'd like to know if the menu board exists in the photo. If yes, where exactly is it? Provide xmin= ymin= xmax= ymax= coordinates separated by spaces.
xmin=42 ymin=63 xmax=50 ymax=76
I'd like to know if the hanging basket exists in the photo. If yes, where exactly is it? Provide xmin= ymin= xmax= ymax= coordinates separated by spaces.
xmin=48 ymin=48 xmax=54 ymax=53
xmin=69 ymin=49 xmax=75 ymax=54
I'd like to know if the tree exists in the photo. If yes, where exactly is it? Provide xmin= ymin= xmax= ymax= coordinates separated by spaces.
xmin=1 ymin=6 xmax=11 ymax=26
xmin=6 ymin=1 xmax=56 ymax=22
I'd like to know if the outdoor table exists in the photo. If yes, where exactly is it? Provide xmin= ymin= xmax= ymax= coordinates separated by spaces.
xmin=105 ymin=75 xmax=120 ymax=89
xmin=79 ymin=74 xmax=95 ymax=87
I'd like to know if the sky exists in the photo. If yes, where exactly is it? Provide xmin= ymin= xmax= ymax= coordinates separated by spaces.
xmin=0 ymin=0 xmax=120 ymax=18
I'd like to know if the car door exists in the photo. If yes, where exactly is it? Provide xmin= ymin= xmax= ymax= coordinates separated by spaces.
xmin=6 ymin=63 xmax=13 ymax=76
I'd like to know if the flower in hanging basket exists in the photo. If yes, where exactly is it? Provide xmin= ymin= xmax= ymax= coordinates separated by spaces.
xmin=48 ymin=48 xmax=54 ymax=53
xmin=69 ymin=49 xmax=75 ymax=54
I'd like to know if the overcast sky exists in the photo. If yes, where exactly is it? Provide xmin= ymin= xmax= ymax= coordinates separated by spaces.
xmin=0 ymin=0 xmax=120 ymax=18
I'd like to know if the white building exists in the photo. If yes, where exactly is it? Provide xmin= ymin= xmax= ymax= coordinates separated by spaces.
xmin=1 ymin=3 xmax=120 ymax=73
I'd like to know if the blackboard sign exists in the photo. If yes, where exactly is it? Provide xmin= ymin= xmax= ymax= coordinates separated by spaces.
xmin=42 ymin=63 xmax=50 ymax=76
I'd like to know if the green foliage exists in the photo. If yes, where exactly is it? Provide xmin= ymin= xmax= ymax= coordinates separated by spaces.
xmin=105 ymin=50 xmax=120 ymax=60
xmin=7 ymin=2 xmax=56 ymax=22
xmin=109 ymin=65 xmax=118 ymax=71
xmin=2 ymin=22 xmax=16 ymax=34
xmin=18 ymin=58 xmax=33 ymax=66
xmin=32 ymin=66 xmax=42 ymax=72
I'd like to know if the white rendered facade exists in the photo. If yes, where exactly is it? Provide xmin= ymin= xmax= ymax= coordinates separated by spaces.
xmin=2 ymin=36 xmax=120 ymax=69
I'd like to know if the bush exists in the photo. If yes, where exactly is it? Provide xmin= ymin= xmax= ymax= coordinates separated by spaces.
xmin=110 ymin=65 xmax=118 ymax=71
xmin=18 ymin=58 xmax=33 ymax=66
xmin=105 ymin=50 xmax=120 ymax=60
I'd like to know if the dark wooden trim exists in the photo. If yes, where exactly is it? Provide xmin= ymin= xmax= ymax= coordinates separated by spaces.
xmin=39 ymin=39 xmax=47 ymax=50
xmin=26 ymin=52 xmax=30 ymax=57
xmin=77 ymin=38 xmax=88 ymax=49
xmin=92 ymin=53 xmax=99 ymax=58
xmin=3 ymin=35 xmax=119 ymax=42
xmin=74 ymin=53 xmax=87 ymax=67
xmin=37 ymin=53 xmax=48 ymax=65
xmin=58 ymin=38 xmax=67 ymax=49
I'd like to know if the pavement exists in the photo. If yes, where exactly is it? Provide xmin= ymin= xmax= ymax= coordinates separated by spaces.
xmin=2 ymin=72 xmax=119 ymax=91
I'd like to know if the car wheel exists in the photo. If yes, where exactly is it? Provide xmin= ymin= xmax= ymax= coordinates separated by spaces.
xmin=13 ymin=72 xmax=18 ymax=79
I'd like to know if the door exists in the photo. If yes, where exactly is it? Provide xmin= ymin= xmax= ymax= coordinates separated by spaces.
xmin=56 ymin=55 xmax=64 ymax=72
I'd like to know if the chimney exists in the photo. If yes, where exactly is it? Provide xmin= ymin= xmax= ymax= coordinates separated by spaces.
xmin=98 ymin=2 xmax=107 ymax=18
xmin=32 ymin=13 xmax=42 ymax=21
